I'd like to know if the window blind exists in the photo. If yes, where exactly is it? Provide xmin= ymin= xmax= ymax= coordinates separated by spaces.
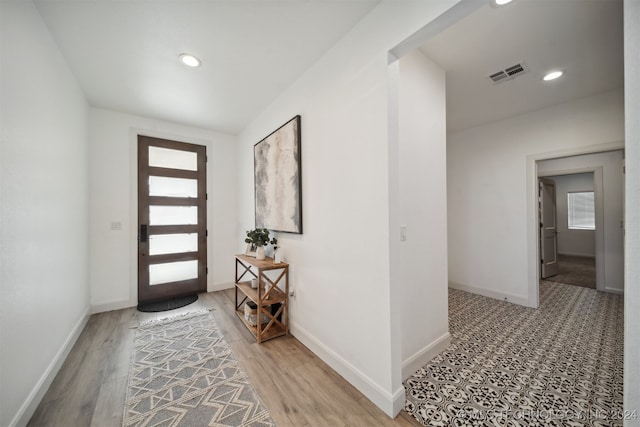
xmin=568 ymin=191 xmax=595 ymax=230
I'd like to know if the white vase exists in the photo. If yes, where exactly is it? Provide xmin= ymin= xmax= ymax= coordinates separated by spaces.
xmin=274 ymin=248 xmax=283 ymax=263
xmin=256 ymin=246 xmax=265 ymax=260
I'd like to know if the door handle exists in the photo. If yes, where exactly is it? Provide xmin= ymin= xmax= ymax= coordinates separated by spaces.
xmin=140 ymin=224 xmax=148 ymax=243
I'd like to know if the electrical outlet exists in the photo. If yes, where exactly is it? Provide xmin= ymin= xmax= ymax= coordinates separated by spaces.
xmin=289 ymin=289 xmax=295 ymax=298
xmin=400 ymin=225 xmax=407 ymax=241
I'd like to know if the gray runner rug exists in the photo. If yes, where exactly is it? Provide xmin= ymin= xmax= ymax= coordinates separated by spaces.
xmin=123 ymin=311 xmax=277 ymax=426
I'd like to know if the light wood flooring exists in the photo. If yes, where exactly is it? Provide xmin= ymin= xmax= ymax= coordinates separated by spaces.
xmin=28 ymin=289 xmax=420 ymax=427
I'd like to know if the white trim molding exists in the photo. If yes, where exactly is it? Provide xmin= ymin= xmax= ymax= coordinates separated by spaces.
xmin=449 ymin=282 xmax=529 ymax=307
xmin=91 ymin=298 xmax=132 ymax=314
xmin=526 ymin=141 xmax=625 ymax=308
xmin=402 ymin=332 xmax=451 ymax=380
xmin=290 ymin=322 xmax=403 ymax=418
xmin=11 ymin=307 xmax=90 ymax=427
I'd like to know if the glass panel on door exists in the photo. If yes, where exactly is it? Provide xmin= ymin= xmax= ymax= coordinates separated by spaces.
xmin=149 ymin=233 xmax=198 ymax=256
xmin=148 ymin=146 xmax=198 ymax=171
xmin=149 ymin=260 xmax=198 ymax=285
xmin=149 ymin=176 xmax=197 ymax=198
xmin=149 ymin=205 xmax=198 ymax=225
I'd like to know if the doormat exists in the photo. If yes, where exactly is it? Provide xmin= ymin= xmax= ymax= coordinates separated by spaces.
xmin=137 ymin=294 xmax=198 ymax=313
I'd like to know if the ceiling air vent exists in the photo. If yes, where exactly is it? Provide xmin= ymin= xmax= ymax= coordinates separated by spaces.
xmin=488 ymin=62 xmax=528 ymax=84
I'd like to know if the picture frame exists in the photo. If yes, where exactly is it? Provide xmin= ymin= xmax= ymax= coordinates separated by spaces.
xmin=245 ymin=243 xmax=257 ymax=257
xmin=254 ymin=115 xmax=302 ymax=234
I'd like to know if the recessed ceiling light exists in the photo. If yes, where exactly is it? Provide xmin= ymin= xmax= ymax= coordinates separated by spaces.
xmin=179 ymin=53 xmax=201 ymax=68
xmin=493 ymin=0 xmax=514 ymax=6
xmin=543 ymin=70 xmax=564 ymax=81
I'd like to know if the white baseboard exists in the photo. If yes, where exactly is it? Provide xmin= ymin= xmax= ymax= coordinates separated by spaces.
xmin=91 ymin=298 xmax=133 ymax=314
xmin=402 ymin=332 xmax=451 ymax=380
xmin=290 ymin=322 xmax=403 ymax=418
xmin=390 ymin=385 xmax=406 ymax=419
xmin=91 ymin=282 xmax=235 ymax=314
xmin=604 ymin=287 xmax=624 ymax=295
xmin=11 ymin=307 xmax=90 ymax=427
xmin=558 ymin=252 xmax=596 ymax=258
xmin=448 ymin=281 xmax=529 ymax=306
xmin=208 ymin=281 xmax=234 ymax=293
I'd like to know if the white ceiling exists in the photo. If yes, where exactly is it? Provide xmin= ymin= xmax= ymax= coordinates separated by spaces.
xmin=34 ymin=0 xmax=381 ymax=134
xmin=35 ymin=0 xmax=624 ymax=135
xmin=419 ymin=0 xmax=624 ymax=132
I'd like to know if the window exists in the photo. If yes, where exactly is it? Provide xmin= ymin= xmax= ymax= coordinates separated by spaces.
xmin=568 ymin=191 xmax=595 ymax=230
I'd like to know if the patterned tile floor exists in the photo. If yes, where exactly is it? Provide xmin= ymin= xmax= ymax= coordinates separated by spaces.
xmin=404 ymin=281 xmax=625 ymax=426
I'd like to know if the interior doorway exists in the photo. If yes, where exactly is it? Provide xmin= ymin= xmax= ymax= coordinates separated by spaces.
xmin=536 ymin=149 xmax=625 ymax=295
xmin=538 ymin=173 xmax=597 ymax=289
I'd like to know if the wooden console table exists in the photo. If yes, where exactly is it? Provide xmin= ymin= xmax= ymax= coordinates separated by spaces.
xmin=234 ymin=254 xmax=289 ymax=343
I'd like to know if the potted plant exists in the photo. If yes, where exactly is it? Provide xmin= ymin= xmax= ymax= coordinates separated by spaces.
xmin=245 ymin=228 xmax=276 ymax=260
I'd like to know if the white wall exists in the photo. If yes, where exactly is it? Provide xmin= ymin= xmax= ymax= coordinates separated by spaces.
xmin=393 ymin=50 xmax=450 ymax=379
xmin=0 ymin=2 xmax=90 ymax=426
xmin=623 ymin=0 xmax=640 ymax=422
xmin=447 ymin=88 xmax=624 ymax=305
xmin=538 ymin=151 xmax=624 ymax=293
xmin=89 ymin=108 xmax=237 ymax=313
xmin=545 ymin=173 xmax=595 ymax=257
xmin=236 ymin=0 xmax=459 ymax=417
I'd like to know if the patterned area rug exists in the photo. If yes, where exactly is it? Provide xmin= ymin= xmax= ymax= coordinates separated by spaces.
xmin=404 ymin=281 xmax=624 ymax=426
xmin=123 ymin=312 xmax=277 ymax=427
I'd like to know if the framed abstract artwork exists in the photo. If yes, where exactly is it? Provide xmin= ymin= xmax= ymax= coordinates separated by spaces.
xmin=254 ymin=115 xmax=302 ymax=234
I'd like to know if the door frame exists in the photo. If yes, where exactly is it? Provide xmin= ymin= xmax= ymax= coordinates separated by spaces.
xmin=129 ymin=130 xmax=211 ymax=306
xmin=526 ymin=141 xmax=623 ymax=308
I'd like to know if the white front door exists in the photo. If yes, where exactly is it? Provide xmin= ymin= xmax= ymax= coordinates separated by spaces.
xmin=540 ymin=178 xmax=558 ymax=278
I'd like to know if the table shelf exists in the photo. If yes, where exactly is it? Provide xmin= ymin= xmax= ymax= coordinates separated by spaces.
xmin=234 ymin=309 xmax=287 ymax=341
xmin=234 ymin=255 xmax=289 ymax=343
